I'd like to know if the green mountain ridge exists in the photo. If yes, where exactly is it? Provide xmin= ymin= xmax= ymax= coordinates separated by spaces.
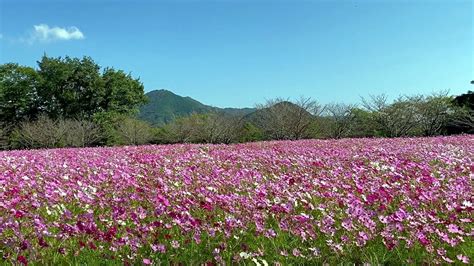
xmin=138 ymin=89 xmax=256 ymax=125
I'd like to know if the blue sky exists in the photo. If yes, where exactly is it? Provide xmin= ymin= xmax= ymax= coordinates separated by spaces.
xmin=0 ymin=0 xmax=472 ymax=108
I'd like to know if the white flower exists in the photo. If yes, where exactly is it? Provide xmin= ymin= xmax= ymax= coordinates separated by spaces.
xmin=239 ymin=252 xmax=251 ymax=259
xmin=462 ymin=200 xmax=472 ymax=208
xmin=252 ymin=258 xmax=261 ymax=266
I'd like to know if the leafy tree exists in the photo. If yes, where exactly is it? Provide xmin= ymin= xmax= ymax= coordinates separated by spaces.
xmin=0 ymin=63 xmax=40 ymax=125
xmin=34 ymin=55 xmax=147 ymax=120
xmin=101 ymin=68 xmax=147 ymax=115
xmin=443 ymin=91 xmax=474 ymax=134
xmin=37 ymin=55 xmax=104 ymax=119
xmin=348 ymin=108 xmax=378 ymax=137
xmin=453 ymin=90 xmax=473 ymax=110
xmin=239 ymin=122 xmax=264 ymax=142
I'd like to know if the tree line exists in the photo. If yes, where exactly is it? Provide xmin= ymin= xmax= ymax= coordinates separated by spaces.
xmin=0 ymin=55 xmax=472 ymax=150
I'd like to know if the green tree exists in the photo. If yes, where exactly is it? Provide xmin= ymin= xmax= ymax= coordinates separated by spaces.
xmin=101 ymin=68 xmax=147 ymax=115
xmin=239 ymin=122 xmax=264 ymax=142
xmin=36 ymin=55 xmax=147 ymax=119
xmin=348 ymin=108 xmax=378 ymax=138
xmin=37 ymin=55 xmax=104 ymax=119
xmin=0 ymin=63 xmax=40 ymax=125
xmin=447 ymin=91 xmax=474 ymax=134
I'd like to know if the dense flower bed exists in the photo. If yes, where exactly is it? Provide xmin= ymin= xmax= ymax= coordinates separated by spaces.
xmin=0 ymin=136 xmax=473 ymax=264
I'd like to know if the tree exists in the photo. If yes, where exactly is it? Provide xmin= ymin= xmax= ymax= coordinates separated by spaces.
xmin=35 ymin=55 xmax=147 ymax=120
xmin=416 ymin=92 xmax=454 ymax=136
xmin=115 ymin=117 xmax=155 ymax=145
xmin=453 ymin=91 xmax=474 ymax=110
xmin=0 ymin=63 xmax=40 ymax=125
xmin=239 ymin=122 xmax=264 ymax=142
xmin=37 ymin=55 xmax=104 ymax=119
xmin=348 ymin=108 xmax=378 ymax=138
xmin=62 ymin=119 xmax=103 ymax=147
xmin=201 ymin=113 xmax=242 ymax=144
xmin=12 ymin=115 xmax=67 ymax=149
xmin=101 ymin=68 xmax=147 ymax=115
xmin=324 ymin=103 xmax=356 ymax=139
xmin=447 ymin=91 xmax=474 ymax=134
xmin=163 ymin=113 xmax=204 ymax=143
xmin=0 ymin=123 xmax=10 ymax=149
xmin=362 ymin=94 xmax=422 ymax=137
xmin=253 ymin=97 xmax=323 ymax=140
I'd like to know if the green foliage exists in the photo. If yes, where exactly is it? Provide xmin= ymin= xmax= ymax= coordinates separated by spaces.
xmin=348 ymin=108 xmax=378 ymax=138
xmin=1 ymin=53 xmax=473 ymax=150
xmin=0 ymin=55 xmax=146 ymax=124
xmin=37 ymin=55 xmax=104 ymax=119
xmin=37 ymin=55 xmax=147 ymax=119
xmin=102 ymin=68 xmax=147 ymax=115
xmin=92 ymin=111 xmax=126 ymax=146
xmin=453 ymin=90 xmax=473 ymax=110
xmin=0 ymin=63 xmax=40 ymax=125
xmin=239 ymin=122 xmax=264 ymax=142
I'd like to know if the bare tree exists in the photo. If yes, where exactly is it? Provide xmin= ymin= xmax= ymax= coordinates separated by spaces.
xmin=202 ymin=113 xmax=243 ymax=144
xmin=254 ymin=96 xmax=323 ymax=140
xmin=164 ymin=112 xmax=242 ymax=144
xmin=163 ymin=113 xmax=204 ymax=143
xmin=63 ymin=119 xmax=102 ymax=147
xmin=361 ymin=94 xmax=389 ymax=113
xmin=15 ymin=115 xmax=67 ymax=148
xmin=416 ymin=92 xmax=453 ymax=136
xmin=324 ymin=103 xmax=357 ymax=139
xmin=116 ymin=117 xmax=155 ymax=145
xmin=362 ymin=94 xmax=422 ymax=137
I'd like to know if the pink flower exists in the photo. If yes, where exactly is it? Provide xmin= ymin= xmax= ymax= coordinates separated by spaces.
xmin=442 ymin=256 xmax=454 ymax=263
xmin=151 ymin=244 xmax=166 ymax=253
xmin=171 ymin=240 xmax=180 ymax=249
xmin=143 ymin=258 xmax=151 ymax=265
xmin=447 ymin=224 xmax=463 ymax=234
xmin=457 ymin=254 xmax=470 ymax=264
xmin=156 ymin=195 xmax=170 ymax=207
xmin=292 ymin=248 xmax=302 ymax=257
xmin=17 ymin=255 xmax=28 ymax=265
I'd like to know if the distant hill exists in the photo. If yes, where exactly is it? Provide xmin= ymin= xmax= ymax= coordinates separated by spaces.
xmin=244 ymin=101 xmax=313 ymax=126
xmin=138 ymin=89 xmax=256 ymax=125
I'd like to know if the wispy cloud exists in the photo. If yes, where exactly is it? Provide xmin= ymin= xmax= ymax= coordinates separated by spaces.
xmin=28 ymin=24 xmax=85 ymax=43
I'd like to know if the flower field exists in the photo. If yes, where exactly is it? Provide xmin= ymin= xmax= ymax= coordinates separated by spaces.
xmin=0 ymin=136 xmax=473 ymax=265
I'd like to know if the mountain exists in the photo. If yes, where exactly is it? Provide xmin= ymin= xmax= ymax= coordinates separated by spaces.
xmin=138 ymin=90 xmax=256 ymax=125
xmin=243 ymin=101 xmax=312 ymax=126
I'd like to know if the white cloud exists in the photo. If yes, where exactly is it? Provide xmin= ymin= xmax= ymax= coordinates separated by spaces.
xmin=31 ymin=24 xmax=84 ymax=42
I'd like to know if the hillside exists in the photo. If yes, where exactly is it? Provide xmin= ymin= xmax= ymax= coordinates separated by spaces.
xmin=138 ymin=89 xmax=255 ymax=125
